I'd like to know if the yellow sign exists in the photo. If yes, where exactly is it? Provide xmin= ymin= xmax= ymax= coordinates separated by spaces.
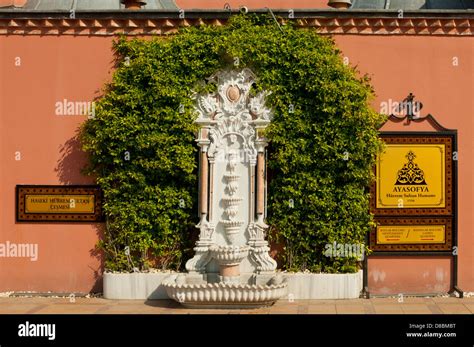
xmin=25 ymin=195 xmax=95 ymax=214
xmin=377 ymin=225 xmax=445 ymax=244
xmin=376 ymin=144 xmax=445 ymax=208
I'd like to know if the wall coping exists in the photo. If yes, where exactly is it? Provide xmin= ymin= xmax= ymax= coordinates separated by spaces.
xmin=0 ymin=10 xmax=473 ymax=36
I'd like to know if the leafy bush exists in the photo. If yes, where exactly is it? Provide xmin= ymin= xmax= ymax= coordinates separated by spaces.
xmin=80 ymin=14 xmax=384 ymax=272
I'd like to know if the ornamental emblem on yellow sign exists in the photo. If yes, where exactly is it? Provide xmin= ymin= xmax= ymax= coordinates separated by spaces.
xmin=395 ymin=151 xmax=427 ymax=185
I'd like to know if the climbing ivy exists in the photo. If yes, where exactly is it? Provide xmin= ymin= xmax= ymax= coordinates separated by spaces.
xmin=80 ymin=14 xmax=385 ymax=273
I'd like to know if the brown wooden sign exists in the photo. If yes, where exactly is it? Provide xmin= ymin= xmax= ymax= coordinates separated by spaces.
xmin=370 ymin=133 xmax=456 ymax=253
xmin=16 ymin=185 xmax=103 ymax=222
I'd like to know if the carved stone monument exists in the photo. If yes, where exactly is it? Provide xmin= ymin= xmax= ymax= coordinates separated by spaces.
xmin=163 ymin=69 xmax=287 ymax=308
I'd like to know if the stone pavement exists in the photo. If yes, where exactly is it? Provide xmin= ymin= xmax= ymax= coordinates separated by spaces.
xmin=0 ymin=296 xmax=473 ymax=314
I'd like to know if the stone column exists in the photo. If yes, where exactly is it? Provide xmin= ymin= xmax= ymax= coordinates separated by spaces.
xmin=257 ymin=152 xmax=265 ymax=218
xmin=255 ymin=140 xmax=267 ymax=223
xmin=208 ymin=157 xmax=215 ymax=221
xmin=197 ymin=127 xmax=210 ymax=222
xmin=249 ymin=155 xmax=256 ymax=224
xmin=185 ymin=127 xmax=213 ymax=274
xmin=200 ymin=151 xmax=208 ymax=216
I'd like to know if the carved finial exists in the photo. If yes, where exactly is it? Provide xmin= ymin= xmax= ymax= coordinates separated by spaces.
xmin=397 ymin=92 xmax=423 ymax=120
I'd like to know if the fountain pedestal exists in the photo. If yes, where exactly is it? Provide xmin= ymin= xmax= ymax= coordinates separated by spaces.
xmin=209 ymin=245 xmax=249 ymax=283
xmin=163 ymin=69 xmax=287 ymax=308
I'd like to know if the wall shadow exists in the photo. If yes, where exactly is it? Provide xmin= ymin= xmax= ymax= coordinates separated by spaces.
xmin=55 ymin=128 xmax=105 ymax=294
xmin=55 ymin=129 xmax=92 ymax=185
xmin=89 ymin=223 xmax=105 ymax=294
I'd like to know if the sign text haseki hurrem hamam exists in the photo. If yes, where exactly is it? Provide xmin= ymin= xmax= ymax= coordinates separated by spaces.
xmin=370 ymin=135 xmax=455 ymax=252
xmin=16 ymin=185 xmax=103 ymax=222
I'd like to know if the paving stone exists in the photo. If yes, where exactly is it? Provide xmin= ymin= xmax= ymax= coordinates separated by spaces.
xmin=297 ymin=305 xmax=309 ymax=314
xmin=307 ymin=300 xmax=336 ymax=305
xmin=427 ymin=304 xmax=443 ymax=314
xmin=431 ymin=297 xmax=466 ymax=303
xmin=0 ymin=297 xmax=472 ymax=314
xmin=437 ymin=304 xmax=471 ymax=314
xmin=335 ymin=299 xmax=365 ymax=305
xmin=0 ymin=304 xmax=52 ymax=314
xmin=335 ymin=305 xmax=366 ymax=314
xmin=268 ymin=306 xmax=299 ymax=314
xmin=463 ymin=303 xmax=474 ymax=313
xmin=33 ymin=304 xmax=104 ymax=314
xmin=307 ymin=305 xmax=337 ymax=314
xmin=238 ymin=308 xmax=270 ymax=314
xmin=400 ymin=304 xmax=432 ymax=314
xmin=373 ymin=305 xmax=404 ymax=314
xmin=363 ymin=304 xmax=376 ymax=314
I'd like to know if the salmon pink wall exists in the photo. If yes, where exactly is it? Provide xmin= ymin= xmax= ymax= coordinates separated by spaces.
xmin=0 ymin=32 xmax=472 ymax=294
xmin=368 ymin=257 xmax=452 ymax=294
xmin=0 ymin=0 xmax=27 ymax=8
xmin=0 ymin=36 xmax=115 ymax=293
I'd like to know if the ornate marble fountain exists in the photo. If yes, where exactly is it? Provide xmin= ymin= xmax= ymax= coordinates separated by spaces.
xmin=162 ymin=69 xmax=288 ymax=308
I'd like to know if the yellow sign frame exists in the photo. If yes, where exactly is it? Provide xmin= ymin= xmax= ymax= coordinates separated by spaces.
xmin=376 ymin=144 xmax=445 ymax=209
xmin=370 ymin=135 xmax=453 ymax=217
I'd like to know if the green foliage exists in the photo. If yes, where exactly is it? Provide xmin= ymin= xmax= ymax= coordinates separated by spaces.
xmin=80 ymin=14 xmax=385 ymax=273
